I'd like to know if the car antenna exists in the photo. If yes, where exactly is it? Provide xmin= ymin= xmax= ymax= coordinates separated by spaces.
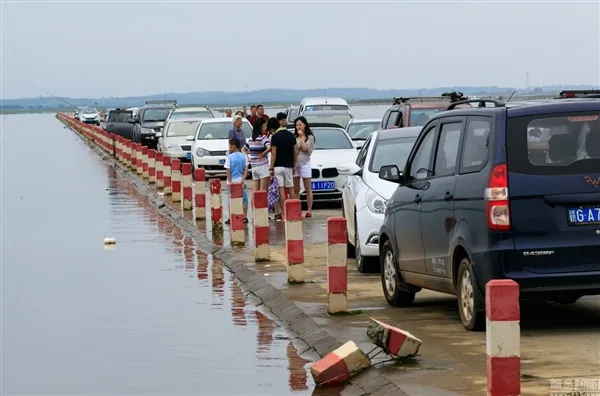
xmin=506 ymin=90 xmax=516 ymax=102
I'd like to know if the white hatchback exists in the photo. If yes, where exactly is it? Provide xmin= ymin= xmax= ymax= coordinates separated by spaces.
xmin=189 ymin=118 xmax=253 ymax=176
xmin=337 ymin=126 xmax=421 ymax=273
xmin=157 ymin=117 xmax=205 ymax=162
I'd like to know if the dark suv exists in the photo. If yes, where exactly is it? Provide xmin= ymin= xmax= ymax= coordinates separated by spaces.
xmin=132 ymin=100 xmax=178 ymax=148
xmin=377 ymin=96 xmax=600 ymax=331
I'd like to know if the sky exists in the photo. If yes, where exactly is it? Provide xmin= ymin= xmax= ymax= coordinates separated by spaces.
xmin=1 ymin=0 xmax=599 ymax=99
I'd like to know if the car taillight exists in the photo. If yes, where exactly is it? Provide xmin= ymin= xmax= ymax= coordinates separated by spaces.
xmin=485 ymin=163 xmax=510 ymax=231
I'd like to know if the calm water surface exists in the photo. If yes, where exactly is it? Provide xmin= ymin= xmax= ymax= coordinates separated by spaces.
xmin=1 ymin=114 xmax=315 ymax=395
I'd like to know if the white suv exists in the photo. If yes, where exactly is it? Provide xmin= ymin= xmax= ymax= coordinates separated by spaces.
xmin=79 ymin=108 xmax=100 ymax=125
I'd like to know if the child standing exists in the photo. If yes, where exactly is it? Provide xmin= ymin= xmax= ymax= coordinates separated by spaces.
xmin=224 ymin=138 xmax=249 ymax=224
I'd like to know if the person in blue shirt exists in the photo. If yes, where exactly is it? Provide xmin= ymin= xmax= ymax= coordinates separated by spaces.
xmin=224 ymin=137 xmax=249 ymax=224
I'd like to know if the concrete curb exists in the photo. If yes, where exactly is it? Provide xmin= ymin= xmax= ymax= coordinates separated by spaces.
xmin=60 ymin=116 xmax=409 ymax=396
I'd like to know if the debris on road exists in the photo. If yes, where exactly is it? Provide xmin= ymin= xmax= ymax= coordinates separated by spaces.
xmin=103 ymin=237 xmax=116 ymax=245
xmin=310 ymin=340 xmax=371 ymax=386
xmin=366 ymin=318 xmax=422 ymax=358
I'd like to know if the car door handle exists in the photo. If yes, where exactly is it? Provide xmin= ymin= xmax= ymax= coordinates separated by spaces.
xmin=414 ymin=194 xmax=422 ymax=203
xmin=443 ymin=192 xmax=453 ymax=201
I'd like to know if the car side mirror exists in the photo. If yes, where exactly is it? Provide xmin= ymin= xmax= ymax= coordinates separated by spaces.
xmin=336 ymin=162 xmax=362 ymax=177
xmin=128 ymin=119 xmax=136 ymax=124
xmin=155 ymin=132 xmax=162 ymax=138
xmin=186 ymin=135 xmax=195 ymax=141
xmin=379 ymin=165 xmax=403 ymax=184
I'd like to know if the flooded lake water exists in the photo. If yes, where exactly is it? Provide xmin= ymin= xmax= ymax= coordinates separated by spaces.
xmin=1 ymin=113 xmax=318 ymax=394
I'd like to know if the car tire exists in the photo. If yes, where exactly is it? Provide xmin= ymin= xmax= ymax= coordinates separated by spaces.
xmin=380 ymin=240 xmax=415 ymax=306
xmin=341 ymin=200 xmax=355 ymax=258
xmin=456 ymin=258 xmax=485 ymax=331
xmin=554 ymin=295 xmax=582 ymax=305
xmin=355 ymin=215 xmax=378 ymax=273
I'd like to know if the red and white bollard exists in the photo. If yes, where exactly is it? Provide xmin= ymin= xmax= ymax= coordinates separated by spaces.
xmin=194 ymin=168 xmax=206 ymax=220
xmin=116 ymin=137 xmax=122 ymax=162
xmin=229 ymin=183 xmax=245 ymax=246
xmin=156 ymin=152 xmax=164 ymax=189
xmin=171 ymin=159 xmax=181 ymax=202
xmin=285 ymin=199 xmax=304 ymax=283
xmin=253 ymin=190 xmax=270 ymax=261
xmin=141 ymin=146 xmax=149 ymax=179
xmin=163 ymin=156 xmax=172 ymax=195
xmin=327 ymin=217 xmax=348 ymax=314
xmin=148 ymin=149 xmax=156 ymax=183
xmin=209 ymin=179 xmax=223 ymax=231
xmin=125 ymin=141 xmax=131 ymax=167
xmin=135 ymin=144 xmax=142 ymax=174
xmin=127 ymin=141 xmax=134 ymax=169
xmin=182 ymin=163 xmax=193 ymax=210
xmin=486 ymin=279 xmax=520 ymax=396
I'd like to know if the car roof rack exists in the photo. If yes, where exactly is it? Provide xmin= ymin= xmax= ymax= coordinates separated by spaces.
xmin=557 ymin=89 xmax=600 ymax=98
xmin=446 ymin=98 xmax=506 ymax=110
xmin=392 ymin=91 xmax=468 ymax=105
xmin=145 ymin=100 xmax=178 ymax=106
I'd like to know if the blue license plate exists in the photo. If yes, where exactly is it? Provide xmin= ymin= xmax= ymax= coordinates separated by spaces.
xmin=186 ymin=152 xmax=192 ymax=160
xmin=567 ymin=206 xmax=600 ymax=226
xmin=219 ymin=159 xmax=226 ymax=165
xmin=312 ymin=180 xmax=335 ymax=191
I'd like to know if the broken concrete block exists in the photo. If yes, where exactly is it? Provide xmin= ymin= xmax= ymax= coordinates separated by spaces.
xmin=366 ymin=318 xmax=422 ymax=358
xmin=310 ymin=340 xmax=371 ymax=386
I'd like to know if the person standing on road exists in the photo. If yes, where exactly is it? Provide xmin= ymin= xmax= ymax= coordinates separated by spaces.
xmin=228 ymin=115 xmax=247 ymax=147
xmin=224 ymin=138 xmax=249 ymax=224
xmin=277 ymin=112 xmax=287 ymax=129
xmin=242 ymin=105 xmax=248 ymax=117
xmin=225 ymin=108 xmax=232 ymax=117
xmin=246 ymin=106 xmax=256 ymax=123
xmin=248 ymin=104 xmax=269 ymax=126
xmin=235 ymin=111 xmax=244 ymax=117
xmin=269 ymin=123 xmax=298 ymax=220
xmin=243 ymin=118 xmax=271 ymax=191
xmin=293 ymin=116 xmax=315 ymax=217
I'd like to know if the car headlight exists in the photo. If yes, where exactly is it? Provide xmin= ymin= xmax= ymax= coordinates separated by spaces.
xmin=165 ymin=144 xmax=180 ymax=151
xmin=365 ymin=189 xmax=387 ymax=214
xmin=196 ymin=147 xmax=210 ymax=157
xmin=141 ymin=127 xmax=154 ymax=134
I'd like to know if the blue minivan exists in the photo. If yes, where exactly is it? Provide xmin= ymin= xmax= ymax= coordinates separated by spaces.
xmin=377 ymin=96 xmax=600 ymax=330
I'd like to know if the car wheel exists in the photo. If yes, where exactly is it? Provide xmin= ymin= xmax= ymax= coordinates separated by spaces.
xmin=380 ymin=240 xmax=415 ymax=306
xmin=456 ymin=258 xmax=485 ymax=331
xmin=554 ymin=295 xmax=582 ymax=305
xmin=355 ymin=216 xmax=378 ymax=273
xmin=341 ymin=200 xmax=355 ymax=258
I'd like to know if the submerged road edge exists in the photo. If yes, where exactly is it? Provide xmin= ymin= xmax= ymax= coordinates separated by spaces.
xmin=59 ymin=116 xmax=409 ymax=396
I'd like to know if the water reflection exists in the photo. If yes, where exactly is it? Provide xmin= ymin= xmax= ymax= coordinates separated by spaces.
xmin=183 ymin=236 xmax=195 ymax=270
xmin=211 ymin=256 xmax=225 ymax=305
xmin=255 ymin=310 xmax=277 ymax=354
xmin=288 ymin=341 xmax=312 ymax=391
xmin=230 ymin=273 xmax=247 ymax=327
xmin=197 ymin=252 xmax=209 ymax=282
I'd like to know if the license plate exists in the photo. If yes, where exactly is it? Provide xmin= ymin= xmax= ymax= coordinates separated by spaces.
xmin=311 ymin=180 xmax=335 ymax=191
xmin=219 ymin=159 xmax=226 ymax=165
xmin=186 ymin=152 xmax=191 ymax=160
xmin=567 ymin=206 xmax=600 ymax=226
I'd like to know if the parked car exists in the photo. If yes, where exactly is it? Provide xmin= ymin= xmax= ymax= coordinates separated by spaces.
xmin=345 ymin=118 xmax=382 ymax=149
xmin=157 ymin=117 xmax=204 ymax=162
xmin=298 ymin=97 xmax=349 ymax=114
xmin=557 ymin=89 xmax=600 ymax=99
xmin=190 ymin=117 xmax=253 ymax=176
xmin=103 ymin=108 xmax=135 ymax=140
xmin=132 ymin=101 xmax=178 ymax=149
xmin=337 ymin=127 xmax=422 ymax=273
xmin=78 ymin=107 xmax=100 ymax=125
xmin=290 ymin=123 xmax=358 ymax=203
xmin=293 ymin=109 xmax=353 ymax=130
xmin=377 ymin=96 xmax=600 ymax=331
xmin=380 ymin=91 xmax=469 ymax=130
xmin=285 ymin=105 xmax=299 ymax=125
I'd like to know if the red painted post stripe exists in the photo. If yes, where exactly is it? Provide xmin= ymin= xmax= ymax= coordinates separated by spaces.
xmin=212 ymin=207 xmax=222 ymax=222
xmin=486 ymin=356 xmax=520 ymax=395
xmin=327 ymin=217 xmax=347 ymax=244
xmin=182 ymin=162 xmax=191 ymax=176
xmin=148 ymin=149 xmax=156 ymax=177
xmin=194 ymin=168 xmax=205 ymax=182
xmin=156 ymin=152 xmax=164 ymax=181
xmin=310 ymin=353 xmax=350 ymax=386
xmin=209 ymin=178 xmax=221 ymax=195
xmin=255 ymin=227 xmax=269 ymax=246
xmin=253 ymin=190 xmax=268 ymax=209
xmin=229 ymin=182 xmax=243 ymax=199
xmin=486 ymin=279 xmax=520 ymax=321
xmin=286 ymin=239 xmax=304 ymax=264
xmin=327 ymin=267 xmax=347 ymax=293
xmin=171 ymin=159 xmax=181 ymax=190
xmin=285 ymin=199 xmax=302 ymax=221
xmin=182 ymin=163 xmax=193 ymax=201
xmin=163 ymin=156 xmax=171 ymax=188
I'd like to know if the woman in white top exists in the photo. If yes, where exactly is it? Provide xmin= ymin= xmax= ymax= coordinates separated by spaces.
xmin=293 ymin=116 xmax=316 ymax=218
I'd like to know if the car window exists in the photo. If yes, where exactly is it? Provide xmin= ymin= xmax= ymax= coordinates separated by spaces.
xmin=197 ymin=121 xmax=252 ymax=140
xmin=460 ymin=117 xmax=491 ymax=173
xmin=142 ymin=108 xmax=171 ymax=122
xmin=434 ymin=122 xmax=463 ymax=177
xmin=385 ymin=111 xmax=399 ymax=129
xmin=170 ymin=111 xmax=213 ymax=119
xmin=311 ymin=128 xmax=354 ymax=149
xmin=409 ymin=125 xmax=436 ymax=179
xmin=369 ymin=137 xmax=417 ymax=174
xmin=347 ymin=122 xmax=380 ymax=139
xmin=410 ymin=107 xmax=446 ymax=127
xmin=356 ymin=137 xmax=372 ymax=168
xmin=166 ymin=120 xmax=201 ymax=137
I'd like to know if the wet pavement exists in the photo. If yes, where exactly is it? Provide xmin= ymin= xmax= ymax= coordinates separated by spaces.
xmin=2 ymin=114 xmax=315 ymax=394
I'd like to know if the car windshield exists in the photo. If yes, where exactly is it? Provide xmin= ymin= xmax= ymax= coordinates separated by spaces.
xmin=303 ymin=113 xmax=352 ymax=128
xmin=310 ymin=128 xmax=354 ymax=150
xmin=369 ymin=137 xmax=417 ymax=173
xmin=83 ymin=108 xmax=97 ymax=114
xmin=304 ymin=104 xmax=348 ymax=111
xmin=166 ymin=120 xmax=202 ymax=137
xmin=171 ymin=111 xmax=213 ymax=119
xmin=410 ymin=107 xmax=446 ymax=126
xmin=507 ymin=112 xmax=600 ymax=174
xmin=287 ymin=108 xmax=299 ymax=120
xmin=196 ymin=121 xmax=252 ymax=140
xmin=142 ymin=108 xmax=171 ymax=122
xmin=347 ymin=121 xmax=380 ymax=139
xmin=108 ymin=111 xmax=132 ymax=122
